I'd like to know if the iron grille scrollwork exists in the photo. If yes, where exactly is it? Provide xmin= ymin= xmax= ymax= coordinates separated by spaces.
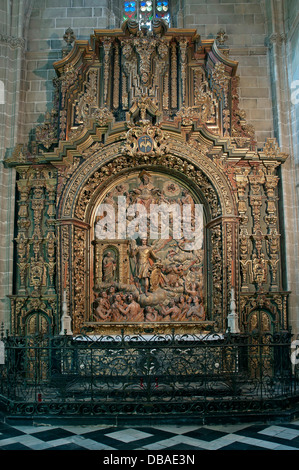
xmin=0 ymin=329 xmax=298 ymax=417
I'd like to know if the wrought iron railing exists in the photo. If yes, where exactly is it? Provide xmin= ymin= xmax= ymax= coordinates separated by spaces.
xmin=0 ymin=329 xmax=298 ymax=418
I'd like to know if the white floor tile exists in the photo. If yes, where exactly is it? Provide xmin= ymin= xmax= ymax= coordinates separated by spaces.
xmin=205 ymin=423 xmax=252 ymax=433
xmin=259 ymin=425 xmax=299 ymax=440
xmin=58 ymin=425 xmax=108 ymax=435
xmin=274 ymin=444 xmax=299 ymax=450
xmin=151 ymin=424 xmax=201 ymax=434
xmin=140 ymin=441 xmax=170 ymax=450
xmin=11 ymin=424 xmax=56 ymax=434
xmin=76 ymin=438 xmax=116 ymax=450
xmin=105 ymin=429 xmax=152 ymax=443
xmin=0 ymin=437 xmax=22 ymax=447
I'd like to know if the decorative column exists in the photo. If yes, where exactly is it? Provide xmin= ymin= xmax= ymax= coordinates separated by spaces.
xmin=264 ymin=162 xmax=280 ymax=291
xmin=102 ymin=37 xmax=113 ymax=107
xmin=179 ymin=38 xmax=188 ymax=106
xmin=171 ymin=41 xmax=178 ymax=110
xmin=15 ymin=170 xmax=31 ymax=294
xmin=249 ymin=166 xmax=266 ymax=292
xmin=235 ymin=169 xmax=250 ymax=291
xmin=30 ymin=175 xmax=46 ymax=296
xmin=45 ymin=174 xmax=57 ymax=294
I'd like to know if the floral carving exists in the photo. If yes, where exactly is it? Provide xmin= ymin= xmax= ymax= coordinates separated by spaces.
xmin=35 ymin=109 xmax=58 ymax=150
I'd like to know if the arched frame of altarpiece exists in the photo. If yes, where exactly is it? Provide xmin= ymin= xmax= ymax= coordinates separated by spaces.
xmin=56 ymin=135 xmax=239 ymax=335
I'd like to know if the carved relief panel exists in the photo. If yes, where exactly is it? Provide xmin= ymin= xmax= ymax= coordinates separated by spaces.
xmin=89 ymin=171 xmax=205 ymax=326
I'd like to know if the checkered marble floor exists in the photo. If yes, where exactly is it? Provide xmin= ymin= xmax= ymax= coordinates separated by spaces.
xmin=0 ymin=419 xmax=299 ymax=451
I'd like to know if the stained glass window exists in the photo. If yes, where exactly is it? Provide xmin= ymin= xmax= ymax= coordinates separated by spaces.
xmin=123 ymin=0 xmax=170 ymax=28
xmin=140 ymin=1 xmax=154 ymax=28
xmin=123 ymin=1 xmax=137 ymax=21
xmin=155 ymin=1 xmax=170 ymax=25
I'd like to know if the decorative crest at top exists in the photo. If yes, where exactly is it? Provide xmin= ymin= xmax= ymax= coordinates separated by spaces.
xmin=5 ymin=20 xmax=290 ymax=166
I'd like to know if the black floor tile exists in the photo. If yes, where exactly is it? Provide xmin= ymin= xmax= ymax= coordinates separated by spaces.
xmin=30 ymin=428 xmax=76 ymax=442
xmin=163 ymin=443 xmax=204 ymax=450
xmin=184 ymin=428 xmax=227 ymax=442
xmin=0 ymin=428 xmax=26 ymax=440
xmin=218 ymin=442 xmax=271 ymax=451
xmin=79 ymin=431 xmax=119 ymax=446
xmin=235 ymin=424 xmax=268 ymax=434
xmin=112 ymin=441 xmax=148 ymax=450
xmin=286 ymin=423 xmax=299 ymax=430
xmin=0 ymin=442 xmax=32 ymax=450
xmin=124 ymin=427 xmax=178 ymax=440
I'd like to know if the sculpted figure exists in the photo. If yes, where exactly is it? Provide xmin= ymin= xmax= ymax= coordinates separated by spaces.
xmin=102 ymin=251 xmax=116 ymax=282
xmin=150 ymin=262 xmax=165 ymax=291
xmin=186 ymin=296 xmax=205 ymax=321
xmin=144 ymin=306 xmax=159 ymax=322
xmin=165 ymin=264 xmax=184 ymax=287
xmin=94 ymin=291 xmax=111 ymax=321
xmin=132 ymin=170 xmax=160 ymax=209
xmin=161 ymin=300 xmax=184 ymax=322
xmin=178 ymin=294 xmax=189 ymax=315
xmin=131 ymin=239 xmax=160 ymax=295
xmin=117 ymin=293 xmax=144 ymax=321
xmin=110 ymin=293 xmax=126 ymax=322
xmin=185 ymin=281 xmax=203 ymax=300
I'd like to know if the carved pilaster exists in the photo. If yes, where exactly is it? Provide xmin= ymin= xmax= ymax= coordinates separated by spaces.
xmin=171 ymin=42 xmax=178 ymax=109
xmin=249 ymin=167 xmax=267 ymax=291
xmin=16 ymin=174 xmax=31 ymax=293
xmin=210 ymin=223 xmax=223 ymax=331
xmin=179 ymin=38 xmax=188 ymax=106
xmin=102 ymin=38 xmax=113 ymax=106
xmin=73 ymin=226 xmax=87 ymax=333
xmin=113 ymin=42 xmax=120 ymax=110
xmin=264 ymin=165 xmax=280 ymax=291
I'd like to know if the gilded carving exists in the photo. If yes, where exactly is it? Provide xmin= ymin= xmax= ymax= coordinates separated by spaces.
xmin=71 ymin=144 xmax=223 ymax=225
xmin=35 ymin=109 xmax=58 ymax=150
xmin=171 ymin=42 xmax=178 ymax=109
xmin=89 ymin=170 xmax=206 ymax=327
xmin=113 ymin=42 xmax=120 ymax=110
xmin=62 ymin=27 xmax=76 ymax=57
xmin=193 ymin=68 xmax=218 ymax=129
xmin=75 ymin=69 xmax=114 ymax=127
xmin=60 ymin=64 xmax=79 ymax=109
xmin=122 ymin=124 xmax=170 ymax=157
xmin=73 ymin=226 xmax=87 ymax=332
xmin=7 ymin=20 xmax=290 ymax=337
xmin=211 ymin=62 xmax=229 ymax=107
xmin=179 ymin=38 xmax=188 ymax=106
xmin=210 ymin=224 xmax=223 ymax=330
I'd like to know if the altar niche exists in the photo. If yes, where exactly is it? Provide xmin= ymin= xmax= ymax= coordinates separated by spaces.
xmin=90 ymin=170 xmax=207 ymax=328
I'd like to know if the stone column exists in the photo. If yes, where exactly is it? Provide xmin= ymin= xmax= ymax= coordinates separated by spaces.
xmin=266 ymin=0 xmax=299 ymax=333
xmin=0 ymin=0 xmax=31 ymax=331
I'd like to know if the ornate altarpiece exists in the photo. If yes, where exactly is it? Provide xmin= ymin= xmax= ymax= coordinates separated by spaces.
xmin=6 ymin=20 xmax=289 ymax=337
